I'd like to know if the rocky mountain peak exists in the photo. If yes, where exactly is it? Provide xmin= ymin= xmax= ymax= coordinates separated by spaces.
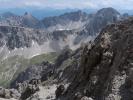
xmin=60 ymin=10 xmax=89 ymax=21
xmin=95 ymin=7 xmax=120 ymax=21
xmin=0 ymin=12 xmax=17 ymax=19
xmin=23 ymin=12 xmax=34 ymax=18
xmin=24 ymin=12 xmax=28 ymax=16
xmin=82 ymin=7 xmax=121 ymax=36
xmin=22 ymin=12 xmax=40 ymax=28
xmin=23 ymin=12 xmax=38 ymax=21
xmin=3 ymin=12 xmax=15 ymax=16
xmin=97 ymin=7 xmax=120 ymax=15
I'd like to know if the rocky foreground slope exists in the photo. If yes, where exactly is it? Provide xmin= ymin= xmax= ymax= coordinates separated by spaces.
xmin=58 ymin=17 xmax=133 ymax=100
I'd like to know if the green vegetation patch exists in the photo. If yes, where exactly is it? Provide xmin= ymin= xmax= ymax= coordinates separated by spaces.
xmin=0 ymin=52 xmax=59 ymax=87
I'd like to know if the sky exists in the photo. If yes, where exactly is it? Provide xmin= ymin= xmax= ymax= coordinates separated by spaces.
xmin=0 ymin=0 xmax=133 ymax=10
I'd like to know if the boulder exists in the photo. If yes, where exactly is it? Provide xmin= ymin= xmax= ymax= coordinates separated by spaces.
xmin=0 ymin=87 xmax=20 ymax=99
xmin=10 ymin=89 xmax=21 ymax=99
xmin=4 ymin=89 xmax=11 ymax=99
xmin=74 ymin=92 xmax=82 ymax=100
xmin=55 ymin=84 xmax=65 ymax=98
xmin=81 ymin=96 xmax=93 ymax=100
xmin=20 ymin=84 xmax=39 ymax=100
xmin=0 ymin=87 xmax=5 ymax=98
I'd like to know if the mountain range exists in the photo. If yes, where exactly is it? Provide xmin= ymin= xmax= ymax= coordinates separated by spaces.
xmin=0 ymin=7 xmax=132 ymax=100
xmin=0 ymin=8 xmax=122 ymax=59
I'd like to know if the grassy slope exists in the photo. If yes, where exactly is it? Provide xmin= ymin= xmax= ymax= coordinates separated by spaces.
xmin=0 ymin=52 xmax=58 ymax=87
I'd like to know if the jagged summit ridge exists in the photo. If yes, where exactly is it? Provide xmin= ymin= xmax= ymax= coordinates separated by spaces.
xmin=60 ymin=17 xmax=133 ymax=100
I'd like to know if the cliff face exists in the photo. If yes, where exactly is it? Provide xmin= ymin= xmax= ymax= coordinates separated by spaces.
xmin=61 ymin=17 xmax=133 ymax=100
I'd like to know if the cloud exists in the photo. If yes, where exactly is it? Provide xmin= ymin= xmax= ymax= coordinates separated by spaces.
xmin=0 ymin=0 xmax=132 ymax=10
xmin=24 ymin=1 xmax=43 ymax=7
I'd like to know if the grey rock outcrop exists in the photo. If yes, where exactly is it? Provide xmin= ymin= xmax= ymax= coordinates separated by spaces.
xmin=0 ymin=87 xmax=20 ymax=99
xmin=55 ymin=84 xmax=65 ymax=98
xmin=20 ymin=84 xmax=40 ymax=100
xmin=81 ymin=96 xmax=93 ymax=100
xmin=10 ymin=61 xmax=52 ymax=88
